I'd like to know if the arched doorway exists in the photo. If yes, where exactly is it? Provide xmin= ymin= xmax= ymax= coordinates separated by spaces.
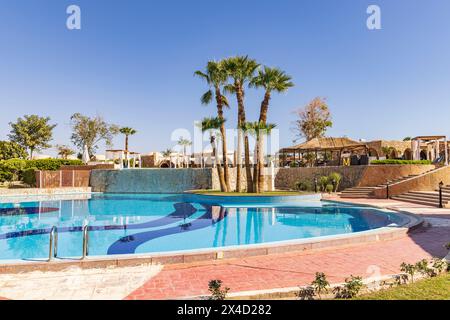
xmin=420 ymin=150 xmax=427 ymax=160
xmin=159 ymin=160 xmax=174 ymax=168
xmin=368 ymin=148 xmax=379 ymax=159
xmin=403 ymin=148 xmax=413 ymax=160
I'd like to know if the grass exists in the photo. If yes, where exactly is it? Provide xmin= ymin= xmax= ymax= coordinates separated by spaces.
xmin=189 ymin=190 xmax=313 ymax=197
xmin=355 ymin=273 xmax=450 ymax=300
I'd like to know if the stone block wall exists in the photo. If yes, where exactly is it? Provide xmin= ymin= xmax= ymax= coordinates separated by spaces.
xmin=90 ymin=168 xmax=213 ymax=193
xmin=275 ymin=165 xmax=435 ymax=191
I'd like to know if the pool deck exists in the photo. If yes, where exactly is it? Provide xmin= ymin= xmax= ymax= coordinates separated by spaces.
xmin=0 ymin=197 xmax=449 ymax=300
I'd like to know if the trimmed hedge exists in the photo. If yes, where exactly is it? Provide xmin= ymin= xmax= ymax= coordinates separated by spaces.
xmin=0 ymin=158 xmax=83 ymax=184
xmin=371 ymin=160 xmax=432 ymax=165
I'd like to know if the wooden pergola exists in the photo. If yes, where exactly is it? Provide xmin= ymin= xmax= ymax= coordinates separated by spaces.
xmin=279 ymin=137 xmax=369 ymax=167
xmin=105 ymin=149 xmax=142 ymax=169
xmin=411 ymin=136 xmax=449 ymax=165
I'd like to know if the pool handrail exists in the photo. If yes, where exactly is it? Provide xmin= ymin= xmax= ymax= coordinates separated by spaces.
xmin=82 ymin=224 xmax=89 ymax=259
xmin=48 ymin=226 xmax=58 ymax=261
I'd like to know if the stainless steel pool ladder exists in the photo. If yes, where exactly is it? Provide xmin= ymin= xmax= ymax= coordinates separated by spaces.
xmin=48 ymin=226 xmax=58 ymax=261
xmin=82 ymin=224 xmax=89 ymax=259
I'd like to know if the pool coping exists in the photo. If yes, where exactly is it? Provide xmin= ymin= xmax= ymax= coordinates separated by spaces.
xmin=0 ymin=199 xmax=424 ymax=274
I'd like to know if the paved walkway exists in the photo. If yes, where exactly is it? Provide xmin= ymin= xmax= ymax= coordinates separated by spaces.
xmin=125 ymin=198 xmax=450 ymax=300
xmin=0 ymin=198 xmax=449 ymax=300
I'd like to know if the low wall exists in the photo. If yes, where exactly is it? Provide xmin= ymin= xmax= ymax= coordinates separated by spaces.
xmin=275 ymin=165 xmax=435 ymax=191
xmin=372 ymin=166 xmax=450 ymax=198
xmin=90 ymin=168 xmax=214 ymax=193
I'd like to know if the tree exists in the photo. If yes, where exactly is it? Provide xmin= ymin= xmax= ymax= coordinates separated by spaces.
xmin=195 ymin=60 xmax=231 ymax=191
xmin=8 ymin=115 xmax=56 ymax=159
xmin=250 ymin=66 xmax=294 ymax=191
xmin=223 ymin=56 xmax=260 ymax=192
xmin=200 ymin=117 xmax=228 ymax=192
xmin=177 ymin=137 xmax=192 ymax=168
xmin=70 ymin=113 xmax=119 ymax=157
xmin=381 ymin=146 xmax=396 ymax=159
xmin=293 ymin=98 xmax=332 ymax=142
xmin=0 ymin=141 xmax=28 ymax=160
xmin=403 ymin=137 xmax=412 ymax=141
xmin=56 ymin=145 xmax=75 ymax=160
xmin=241 ymin=122 xmax=276 ymax=193
xmin=162 ymin=148 xmax=174 ymax=168
xmin=119 ymin=127 xmax=137 ymax=151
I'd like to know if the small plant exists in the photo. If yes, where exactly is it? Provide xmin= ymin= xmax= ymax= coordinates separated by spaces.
xmin=400 ymin=262 xmax=417 ymax=283
xmin=208 ymin=280 xmax=230 ymax=300
xmin=297 ymin=286 xmax=315 ymax=300
xmin=325 ymin=184 xmax=334 ymax=193
xmin=311 ymin=272 xmax=330 ymax=299
xmin=431 ymin=258 xmax=448 ymax=276
xmin=394 ymin=274 xmax=409 ymax=286
xmin=294 ymin=179 xmax=312 ymax=192
xmin=328 ymin=172 xmax=342 ymax=192
xmin=318 ymin=176 xmax=329 ymax=192
xmin=415 ymin=259 xmax=433 ymax=277
xmin=333 ymin=276 xmax=364 ymax=299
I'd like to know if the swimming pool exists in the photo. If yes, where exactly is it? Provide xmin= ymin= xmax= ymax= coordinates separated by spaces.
xmin=0 ymin=193 xmax=408 ymax=262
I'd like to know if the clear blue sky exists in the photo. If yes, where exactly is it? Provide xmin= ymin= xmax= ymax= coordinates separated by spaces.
xmin=1 ymin=0 xmax=450 ymax=155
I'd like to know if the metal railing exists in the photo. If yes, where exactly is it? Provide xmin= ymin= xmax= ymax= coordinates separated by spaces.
xmin=82 ymin=224 xmax=89 ymax=259
xmin=48 ymin=226 xmax=58 ymax=261
xmin=48 ymin=224 xmax=90 ymax=261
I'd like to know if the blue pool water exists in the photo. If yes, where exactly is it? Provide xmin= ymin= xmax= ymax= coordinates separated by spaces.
xmin=0 ymin=193 xmax=406 ymax=262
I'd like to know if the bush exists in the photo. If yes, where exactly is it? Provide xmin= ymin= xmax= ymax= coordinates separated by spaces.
xmin=208 ymin=280 xmax=230 ymax=300
xmin=318 ymin=176 xmax=329 ymax=192
xmin=326 ymin=184 xmax=334 ymax=193
xmin=371 ymin=160 xmax=432 ymax=165
xmin=333 ymin=275 xmax=364 ymax=299
xmin=0 ymin=158 xmax=83 ymax=184
xmin=294 ymin=179 xmax=313 ymax=192
xmin=328 ymin=172 xmax=342 ymax=192
xmin=21 ymin=168 xmax=37 ymax=187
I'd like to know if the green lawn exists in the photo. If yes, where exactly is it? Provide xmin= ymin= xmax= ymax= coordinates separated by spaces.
xmin=355 ymin=273 xmax=450 ymax=300
xmin=189 ymin=190 xmax=313 ymax=197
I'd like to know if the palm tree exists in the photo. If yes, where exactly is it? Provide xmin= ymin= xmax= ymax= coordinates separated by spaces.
xmin=241 ymin=122 xmax=277 ymax=193
xmin=177 ymin=137 xmax=192 ymax=168
xmin=56 ymin=144 xmax=75 ymax=160
xmin=194 ymin=61 xmax=231 ymax=190
xmin=200 ymin=117 xmax=228 ymax=192
xmin=223 ymin=56 xmax=260 ymax=192
xmin=119 ymin=127 xmax=137 ymax=151
xmin=162 ymin=148 xmax=173 ymax=168
xmin=250 ymin=66 xmax=294 ymax=191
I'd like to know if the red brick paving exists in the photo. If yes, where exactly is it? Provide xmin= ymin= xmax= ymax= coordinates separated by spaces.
xmin=125 ymin=225 xmax=449 ymax=300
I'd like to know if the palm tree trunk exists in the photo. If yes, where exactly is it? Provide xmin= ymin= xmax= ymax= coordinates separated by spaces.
xmin=215 ymin=88 xmax=231 ymax=191
xmin=235 ymin=82 xmax=253 ymax=193
xmin=257 ymin=91 xmax=271 ymax=193
xmin=211 ymin=134 xmax=227 ymax=192
xmin=236 ymin=127 xmax=242 ymax=192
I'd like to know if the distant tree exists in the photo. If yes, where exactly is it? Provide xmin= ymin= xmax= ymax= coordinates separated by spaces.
xmin=381 ymin=146 xmax=396 ymax=159
xmin=403 ymin=137 xmax=412 ymax=141
xmin=56 ymin=145 xmax=75 ymax=160
xmin=119 ymin=127 xmax=137 ymax=151
xmin=293 ymin=98 xmax=332 ymax=142
xmin=8 ymin=115 xmax=56 ymax=159
xmin=70 ymin=113 xmax=119 ymax=157
xmin=0 ymin=141 xmax=28 ymax=160
xmin=162 ymin=148 xmax=174 ymax=168
xmin=177 ymin=137 xmax=192 ymax=168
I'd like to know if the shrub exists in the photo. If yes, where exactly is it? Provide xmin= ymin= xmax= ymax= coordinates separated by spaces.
xmin=21 ymin=168 xmax=37 ymax=187
xmin=208 ymin=280 xmax=230 ymax=300
xmin=0 ymin=158 xmax=83 ymax=184
xmin=400 ymin=262 xmax=417 ymax=283
xmin=326 ymin=184 xmax=334 ymax=193
xmin=297 ymin=286 xmax=315 ymax=300
xmin=328 ymin=172 xmax=342 ymax=192
xmin=334 ymin=275 xmax=364 ymax=299
xmin=294 ymin=179 xmax=313 ymax=192
xmin=318 ymin=176 xmax=329 ymax=192
xmin=311 ymin=272 xmax=330 ymax=299
xmin=371 ymin=160 xmax=432 ymax=165
xmin=415 ymin=259 xmax=433 ymax=277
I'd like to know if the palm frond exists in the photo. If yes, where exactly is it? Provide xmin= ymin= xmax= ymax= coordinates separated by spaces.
xmin=201 ymin=90 xmax=213 ymax=105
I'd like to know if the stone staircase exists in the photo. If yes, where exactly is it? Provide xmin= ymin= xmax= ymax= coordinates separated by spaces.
xmin=340 ymin=174 xmax=422 ymax=198
xmin=391 ymin=186 xmax=450 ymax=208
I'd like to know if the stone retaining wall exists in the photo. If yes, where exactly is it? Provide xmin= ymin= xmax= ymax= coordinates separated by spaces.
xmin=275 ymin=165 xmax=435 ymax=191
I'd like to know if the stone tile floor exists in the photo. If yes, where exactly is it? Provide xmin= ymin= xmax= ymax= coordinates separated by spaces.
xmin=1 ymin=198 xmax=449 ymax=300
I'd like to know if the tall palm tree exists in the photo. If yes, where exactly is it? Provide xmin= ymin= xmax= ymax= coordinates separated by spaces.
xmin=194 ymin=61 xmax=231 ymax=190
xmin=177 ymin=137 xmax=192 ymax=168
xmin=200 ymin=117 xmax=228 ymax=192
xmin=119 ymin=127 xmax=137 ymax=151
xmin=241 ymin=122 xmax=277 ymax=193
xmin=250 ymin=67 xmax=294 ymax=191
xmin=223 ymin=56 xmax=260 ymax=193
